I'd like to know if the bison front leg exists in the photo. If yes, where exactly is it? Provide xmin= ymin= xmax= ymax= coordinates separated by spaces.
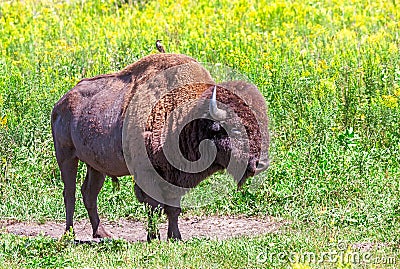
xmin=147 ymin=205 xmax=162 ymax=241
xmin=164 ymin=205 xmax=182 ymax=240
xmin=134 ymin=184 xmax=164 ymax=241
xmin=81 ymin=165 xmax=112 ymax=238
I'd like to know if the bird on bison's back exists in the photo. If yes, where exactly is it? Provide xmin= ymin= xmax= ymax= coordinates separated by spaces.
xmin=156 ymin=40 xmax=165 ymax=53
xmin=51 ymin=53 xmax=269 ymax=241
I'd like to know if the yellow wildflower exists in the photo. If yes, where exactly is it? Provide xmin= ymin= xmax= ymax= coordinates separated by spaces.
xmin=394 ymin=85 xmax=400 ymax=97
xmin=388 ymin=43 xmax=398 ymax=54
xmin=291 ymin=262 xmax=312 ymax=269
xmin=381 ymin=95 xmax=398 ymax=109
xmin=0 ymin=116 xmax=7 ymax=128
xmin=320 ymin=78 xmax=336 ymax=93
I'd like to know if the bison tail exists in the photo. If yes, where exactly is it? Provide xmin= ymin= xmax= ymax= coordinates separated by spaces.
xmin=111 ymin=176 xmax=120 ymax=191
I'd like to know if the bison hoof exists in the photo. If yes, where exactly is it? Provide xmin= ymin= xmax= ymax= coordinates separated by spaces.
xmin=167 ymin=236 xmax=182 ymax=242
xmin=147 ymin=232 xmax=161 ymax=242
xmin=167 ymin=234 xmax=182 ymax=241
xmin=93 ymin=224 xmax=113 ymax=239
xmin=167 ymin=228 xmax=182 ymax=241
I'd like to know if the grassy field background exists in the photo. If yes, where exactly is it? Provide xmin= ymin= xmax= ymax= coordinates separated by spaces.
xmin=0 ymin=0 xmax=399 ymax=267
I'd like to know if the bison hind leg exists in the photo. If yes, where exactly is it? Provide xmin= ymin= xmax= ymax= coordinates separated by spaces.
xmin=81 ymin=165 xmax=112 ymax=239
xmin=57 ymin=152 xmax=78 ymax=235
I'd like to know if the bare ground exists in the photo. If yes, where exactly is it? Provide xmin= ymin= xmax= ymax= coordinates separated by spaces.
xmin=0 ymin=215 xmax=288 ymax=242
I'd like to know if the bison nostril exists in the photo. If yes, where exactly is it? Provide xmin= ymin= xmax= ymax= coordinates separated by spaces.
xmin=255 ymin=159 xmax=269 ymax=175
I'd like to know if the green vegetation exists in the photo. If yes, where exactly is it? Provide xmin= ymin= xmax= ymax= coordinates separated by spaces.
xmin=0 ymin=0 xmax=399 ymax=267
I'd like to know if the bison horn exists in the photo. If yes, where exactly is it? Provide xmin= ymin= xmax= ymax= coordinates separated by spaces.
xmin=209 ymin=86 xmax=227 ymax=121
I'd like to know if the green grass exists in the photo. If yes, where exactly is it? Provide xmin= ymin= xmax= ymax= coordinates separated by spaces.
xmin=0 ymin=225 xmax=398 ymax=268
xmin=0 ymin=0 xmax=400 ymax=267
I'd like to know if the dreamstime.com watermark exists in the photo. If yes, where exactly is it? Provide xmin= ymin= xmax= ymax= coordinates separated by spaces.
xmin=255 ymin=241 xmax=397 ymax=266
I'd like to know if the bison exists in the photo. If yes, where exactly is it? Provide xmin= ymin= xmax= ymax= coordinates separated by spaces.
xmin=51 ymin=53 xmax=269 ymax=241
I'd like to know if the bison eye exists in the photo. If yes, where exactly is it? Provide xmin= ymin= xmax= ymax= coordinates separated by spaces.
xmin=230 ymin=127 xmax=242 ymax=135
xmin=209 ymin=122 xmax=222 ymax=132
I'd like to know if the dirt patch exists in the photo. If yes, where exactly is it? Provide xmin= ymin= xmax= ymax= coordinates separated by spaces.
xmin=0 ymin=215 xmax=287 ymax=242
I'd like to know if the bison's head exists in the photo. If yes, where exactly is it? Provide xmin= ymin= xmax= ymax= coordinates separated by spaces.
xmin=173 ymin=81 xmax=269 ymax=188
xmin=202 ymin=81 xmax=269 ymax=187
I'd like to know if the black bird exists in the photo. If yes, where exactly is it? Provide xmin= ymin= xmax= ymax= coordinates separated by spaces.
xmin=156 ymin=40 xmax=165 ymax=53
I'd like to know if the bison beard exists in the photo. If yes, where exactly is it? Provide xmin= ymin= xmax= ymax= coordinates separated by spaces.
xmin=51 ymin=53 xmax=269 ymax=241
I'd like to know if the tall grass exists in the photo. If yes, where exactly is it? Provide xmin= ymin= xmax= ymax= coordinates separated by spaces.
xmin=0 ymin=0 xmax=399 ymax=267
